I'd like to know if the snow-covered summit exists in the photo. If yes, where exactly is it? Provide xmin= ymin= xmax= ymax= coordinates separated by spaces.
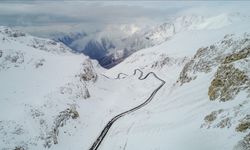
xmin=0 ymin=26 xmax=73 ymax=55
xmin=143 ymin=13 xmax=250 ymax=45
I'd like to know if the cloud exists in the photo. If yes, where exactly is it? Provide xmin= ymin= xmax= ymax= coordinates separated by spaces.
xmin=0 ymin=1 xmax=171 ymax=35
xmin=0 ymin=1 xmax=250 ymax=37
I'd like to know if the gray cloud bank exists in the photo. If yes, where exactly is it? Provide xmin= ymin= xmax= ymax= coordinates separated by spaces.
xmin=0 ymin=1 xmax=249 ymax=36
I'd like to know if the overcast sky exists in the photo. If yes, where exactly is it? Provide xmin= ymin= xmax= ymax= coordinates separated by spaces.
xmin=0 ymin=1 xmax=249 ymax=36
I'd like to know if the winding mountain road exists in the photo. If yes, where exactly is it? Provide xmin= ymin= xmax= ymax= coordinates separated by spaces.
xmin=89 ymin=69 xmax=165 ymax=150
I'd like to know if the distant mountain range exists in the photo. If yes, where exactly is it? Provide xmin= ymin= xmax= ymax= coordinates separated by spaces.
xmin=52 ymin=13 xmax=250 ymax=68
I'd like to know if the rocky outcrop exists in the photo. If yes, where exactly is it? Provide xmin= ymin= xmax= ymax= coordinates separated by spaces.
xmin=0 ymin=27 xmax=26 ymax=37
xmin=0 ymin=27 xmax=71 ymax=54
xmin=151 ymin=54 xmax=189 ymax=69
xmin=223 ymin=47 xmax=250 ymax=64
xmin=178 ymin=34 xmax=250 ymax=149
xmin=79 ymin=59 xmax=98 ymax=82
xmin=177 ymin=45 xmax=220 ymax=85
xmin=0 ymin=51 xmax=24 ymax=70
xmin=236 ymin=115 xmax=250 ymax=132
xmin=44 ymin=105 xmax=79 ymax=148
xmin=177 ymin=34 xmax=250 ymax=102
xmin=234 ymin=133 xmax=250 ymax=150
xmin=0 ymin=50 xmax=2 ymax=58
xmin=208 ymin=64 xmax=249 ymax=101
xmin=201 ymin=109 xmax=224 ymax=129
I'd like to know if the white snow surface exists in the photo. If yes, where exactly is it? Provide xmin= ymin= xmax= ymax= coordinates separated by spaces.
xmin=102 ymin=18 xmax=250 ymax=150
xmin=0 ymin=27 xmax=162 ymax=149
xmin=1 ymin=12 xmax=250 ymax=150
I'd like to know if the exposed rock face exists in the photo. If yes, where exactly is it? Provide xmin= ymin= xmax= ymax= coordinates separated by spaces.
xmin=34 ymin=59 xmax=45 ymax=68
xmin=216 ymin=117 xmax=232 ymax=128
xmin=178 ymin=34 xmax=250 ymax=84
xmin=79 ymin=59 xmax=98 ymax=82
xmin=177 ymin=45 xmax=220 ymax=85
xmin=0 ymin=27 xmax=26 ymax=37
xmin=83 ymin=39 xmax=108 ymax=60
xmin=177 ymin=34 xmax=250 ymax=102
xmin=176 ymin=34 xmax=250 ymax=149
xmin=0 ymin=27 xmax=72 ymax=55
xmin=83 ymin=87 xmax=90 ymax=99
xmin=56 ymin=32 xmax=87 ymax=47
xmin=151 ymin=54 xmax=189 ymax=69
xmin=14 ymin=146 xmax=26 ymax=150
xmin=207 ymin=47 xmax=250 ymax=101
xmin=223 ymin=47 xmax=250 ymax=64
xmin=44 ymin=105 xmax=79 ymax=148
xmin=208 ymin=64 xmax=249 ymax=101
xmin=234 ymin=133 xmax=250 ymax=150
xmin=204 ymin=111 xmax=218 ymax=123
xmin=236 ymin=115 xmax=250 ymax=132
xmin=0 ymin=51 xmax=25 ymax=70
xmin=201 ymin=109 xmax=224 ymax=129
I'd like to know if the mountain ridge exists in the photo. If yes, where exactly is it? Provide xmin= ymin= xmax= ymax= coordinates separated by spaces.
xmin=54 ymin=13 xmax=250 ymax=68
xmin=1 ymin=11 xmax=250 ymax=149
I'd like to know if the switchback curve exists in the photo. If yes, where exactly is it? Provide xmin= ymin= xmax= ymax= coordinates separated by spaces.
xmin=89 ymin=69 xmax=165 ymax=150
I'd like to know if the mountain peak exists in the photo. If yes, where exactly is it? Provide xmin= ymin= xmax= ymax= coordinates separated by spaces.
xmin=0 ymin=26 xmax=73 ymax=54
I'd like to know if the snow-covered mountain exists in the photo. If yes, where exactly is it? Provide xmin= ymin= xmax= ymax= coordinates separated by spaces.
xmin=56 ymin=32 xmax=88 ymax=49
xmin=101 ymin=16 xmax=250 ymax=150
xmin=1 ymin=11 xmax=250 ymax=150
xmin=54 ymin=13 xmax=250 ymax=68
xmin=0 ymin=27 xmax=99 ymax=149
xmin=0 ymin=27 xmax=169 ymax=150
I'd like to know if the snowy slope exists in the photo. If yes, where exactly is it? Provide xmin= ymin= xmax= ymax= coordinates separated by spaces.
xmin=0 ymin=27 xmax=164 ymax=150
xmin=54 ymin=13 xmax=250 ymax=68
xmin=0 ymin=27 xmax=100 ymax=149
xmin=1 ymin=12 xmax=250 ymax=150
xmin=102 ymin=19 xmax=250 ymax=150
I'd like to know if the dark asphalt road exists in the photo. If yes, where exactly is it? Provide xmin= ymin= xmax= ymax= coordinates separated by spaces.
xmin=89 ymin=69 xmax=165 ymax=150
